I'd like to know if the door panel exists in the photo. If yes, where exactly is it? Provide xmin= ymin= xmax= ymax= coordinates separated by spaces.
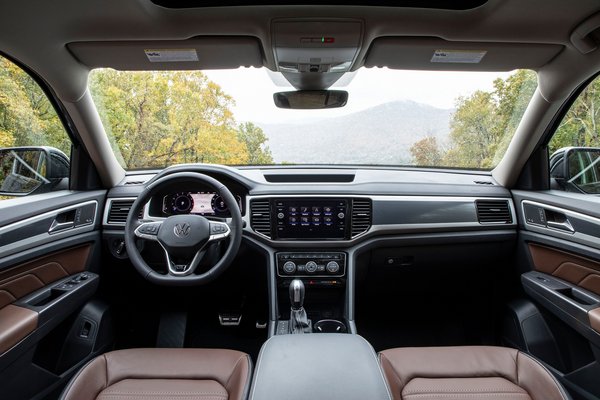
xmin=513 ymin=189 xmax=600 ymax=400
xmin=0 ymin=190 xmax=111 ymax=400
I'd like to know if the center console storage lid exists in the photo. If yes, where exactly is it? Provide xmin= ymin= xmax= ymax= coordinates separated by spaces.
xmin=250 ymin=334 xmax=391 ymax=400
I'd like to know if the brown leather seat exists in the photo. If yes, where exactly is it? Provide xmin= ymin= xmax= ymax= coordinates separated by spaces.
xmin=379 ymin=346 xmax=569 ymax=400
xmin=60 ymin=348 xmax=252 ymax=400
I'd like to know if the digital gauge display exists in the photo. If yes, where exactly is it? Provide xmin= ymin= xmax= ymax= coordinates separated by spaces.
xmin=162 ymin=192 xmax=242 ymax=216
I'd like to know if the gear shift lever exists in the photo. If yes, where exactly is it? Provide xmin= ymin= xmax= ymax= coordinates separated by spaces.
xmin=289 ymin=279 xmax=305 ymax=310
xmin=289 ymin=279 xmax=310 ymax=334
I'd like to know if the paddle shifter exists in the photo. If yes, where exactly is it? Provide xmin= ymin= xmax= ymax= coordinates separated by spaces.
xmin=289 ymin=279 xmax=310 ymax=334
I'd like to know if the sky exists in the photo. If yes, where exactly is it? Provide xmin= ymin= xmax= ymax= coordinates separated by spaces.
xmin=204 ymin=67 xmax=514 ymax=125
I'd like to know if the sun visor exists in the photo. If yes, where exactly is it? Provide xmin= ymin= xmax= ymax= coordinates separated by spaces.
xmin=364 ymin=38 xmax=563 ymax=71
xmin=67 ymin=37 xmax=263 ymax=70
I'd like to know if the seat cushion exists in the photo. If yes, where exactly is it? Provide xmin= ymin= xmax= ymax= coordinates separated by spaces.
xmin=60 ymin=348 xmax=252 ymax=400
xmin=97 ymin=379 xmax=228 ymax=400
xmin=379 ymin=346 xmax=569 ymax=400
xmin=403 ymin=377 xmax=531 ymax=400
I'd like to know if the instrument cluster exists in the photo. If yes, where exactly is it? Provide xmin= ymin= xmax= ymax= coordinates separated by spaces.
xmin=161 ymin=191 xmax=243 ymax=217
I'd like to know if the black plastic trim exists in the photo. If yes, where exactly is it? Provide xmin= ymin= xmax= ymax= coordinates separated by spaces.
xmin=264 ymin=173 xmax=355 ymax=183
xmin=150 ymin=0 xmax=487 ymax=10
xmin=522 ymin=271 xmax=600 ymax=348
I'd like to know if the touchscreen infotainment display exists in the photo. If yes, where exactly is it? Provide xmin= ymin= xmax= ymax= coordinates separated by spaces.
xmin=274 ymin=199 xmax=348 ymax=239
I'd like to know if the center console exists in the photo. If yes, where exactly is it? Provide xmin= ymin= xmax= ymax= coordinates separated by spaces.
xmin=275 ymin=251 xmax=348 ymax=335
xmin=250 ymin=334 xmax=390 ymax=400
xmin=248 ymin=197 xmax=371 ymax=336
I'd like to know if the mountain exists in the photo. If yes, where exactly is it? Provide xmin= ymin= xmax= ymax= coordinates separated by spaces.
xmin=256 ymin=100 xmax=453 ymax=165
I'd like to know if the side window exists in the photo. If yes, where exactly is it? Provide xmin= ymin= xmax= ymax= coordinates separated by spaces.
xmin=0 ymin=55 xmax=71 ymax=198
xmin=549 ymin=77 xmax=600 ymax=195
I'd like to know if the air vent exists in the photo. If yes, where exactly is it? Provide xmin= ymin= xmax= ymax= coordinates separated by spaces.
xmin=106 ymin=199 xmax=142 ymax=224
xmin=250 ymin=200 xmax=272 ymax=238
xmin=474 ymin=180 xmax=493 ymax=185
xmin=124 ymin=180 xmax=145 ymax=185
xmin=351 ymin=199 xmax=372 ymax=237
xmin=475 ymin=200 xmax=512 ymax=224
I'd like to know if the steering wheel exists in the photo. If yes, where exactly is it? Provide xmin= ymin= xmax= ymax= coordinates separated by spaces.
xmin=124 ymin=172 xmax=243 ymax=286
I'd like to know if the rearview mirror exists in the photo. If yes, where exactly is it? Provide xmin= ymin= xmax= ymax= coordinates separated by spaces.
xmin=551 ymin=147 xmax=600 ymax=194
xmin=0 ymin=146 xmax=69 ymax=196
xmin=273 ymin=90 xmax=348 ymax=109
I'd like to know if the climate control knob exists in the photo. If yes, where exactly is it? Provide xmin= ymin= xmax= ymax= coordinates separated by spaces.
xmin=326 ymin=261 xmax=340 ymax=274
xmin=305 ymin=261 xmax=318 ymax=273
xmin=283 ymin=261 xmax=297 ymax=274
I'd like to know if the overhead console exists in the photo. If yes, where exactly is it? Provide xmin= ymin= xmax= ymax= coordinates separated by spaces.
xmin=272 ymin=19 xmax=363 ymax=89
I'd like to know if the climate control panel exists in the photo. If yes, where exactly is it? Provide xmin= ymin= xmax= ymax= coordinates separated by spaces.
xmin=276 ymin=252 xmax=346 ymax=277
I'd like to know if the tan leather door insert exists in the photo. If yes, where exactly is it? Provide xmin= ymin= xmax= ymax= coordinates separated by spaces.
xmin=0 ymin=244 xmax=91 ymax=310
xmin=0 ymin=304 xmax=38 ymax=354
xmin=529 ymin=243 xmax=600 ymax=296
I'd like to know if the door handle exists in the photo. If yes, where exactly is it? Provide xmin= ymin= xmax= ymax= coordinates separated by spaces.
xmin=544 ymin=207 xmax=575 ymax=233
xmin=48 ymin=209 xmax=77 ymax=233
xmin=546 ymin=220 xmax=575 ymax=232
xmin=48 ymin=220 xmax=74 ymax=233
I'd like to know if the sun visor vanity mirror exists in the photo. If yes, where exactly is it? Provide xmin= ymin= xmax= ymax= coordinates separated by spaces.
xmin=272 ymin=19 xmax=363 ymax=90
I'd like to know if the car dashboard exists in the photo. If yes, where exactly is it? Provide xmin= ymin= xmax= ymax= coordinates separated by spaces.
xmin=102 ymin=164 xmax=518 ymax=336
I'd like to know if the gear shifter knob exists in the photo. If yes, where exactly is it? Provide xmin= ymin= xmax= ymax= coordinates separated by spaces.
xmin=289 ymin=279 xmax=305 ymax=310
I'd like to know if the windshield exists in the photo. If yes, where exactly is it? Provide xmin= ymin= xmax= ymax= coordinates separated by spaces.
xmin=89 ymin=68 xmax=537 ymax=170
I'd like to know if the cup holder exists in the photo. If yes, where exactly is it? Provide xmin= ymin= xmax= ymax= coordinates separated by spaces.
xmin=313 ymin=319 xmax=347 ymax=333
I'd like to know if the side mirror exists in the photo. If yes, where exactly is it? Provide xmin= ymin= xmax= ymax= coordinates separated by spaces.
xmin=273 ymin=90 xmax=348 ymax=109
xmin=0 ymin=146 xmax=69 ymax=196
xmin=551 ymin=147 xmax=600 ymax=194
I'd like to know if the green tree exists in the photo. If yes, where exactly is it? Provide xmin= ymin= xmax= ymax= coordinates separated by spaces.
xmin=0 ymin=57 xmax=69 ymax=154
xmin=550 ymin=78 xmax=600 ymax=153
xmin=237 ymin=122 xmax=273 ymax=165
xmin=444 ymin=91 xmax=498 ymax=168
xmin=410 ymin=136 xmax=442 ymax=166
xmin=89 ymin=70 xmax=258 ymax=168
xmin=443 ymin=70 xmax=537 ymax=168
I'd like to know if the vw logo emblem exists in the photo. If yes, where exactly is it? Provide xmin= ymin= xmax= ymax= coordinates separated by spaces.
xmin=174 ymin=222 xmax=191 ymax=238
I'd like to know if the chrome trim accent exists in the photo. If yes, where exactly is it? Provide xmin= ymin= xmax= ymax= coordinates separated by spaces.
xmin=162 ymin=244 xmax=206 ymax=276
xmin=0 ymin=200 xmax=97 ymax=234
xmin=208 ymin=221 xmax=231 ymax=242
xmin=133 ymin=221 xmax=161 ymax=241
xmin=522 ymin=199 xmax=600 ymax=227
